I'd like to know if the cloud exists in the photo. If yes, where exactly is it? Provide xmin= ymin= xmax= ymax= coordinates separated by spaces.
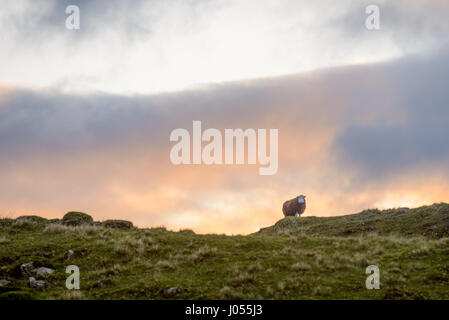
xmin=333 ymin=46 xmax=449 ymax=180
xmin=1 ymin=0 xmax=448 ymax=94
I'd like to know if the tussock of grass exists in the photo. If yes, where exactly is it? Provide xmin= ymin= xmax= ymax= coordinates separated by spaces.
xmin=248 ymin=262 xmax=264 ymax=272
xmin=43 ymin=223 xmax=102 ymax=235
xmin=155 ymin=259 xmax=176 ymax=270
xmin=187 ymin=245 xmax=217 ymax=264
xmin=291 ymin=262 xmax=311 ymax=271
xmin=0 ymin=235 xmax=8 ymax=244
xmin=227 ymin=267 xmax=255 ymax=287
xmin=114 ymin=244 xmax=132 ymax=257
xmin=313 ymin=285 xmax=333 ymax=297
xmin=61 ymin=291 xmax=84 ymax=300
xmin=219 ymin=286 xmax=245 ymax=299
xmin=94 ymin=264 xmax=122 ymax=277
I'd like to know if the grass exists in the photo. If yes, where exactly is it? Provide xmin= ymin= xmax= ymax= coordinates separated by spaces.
xmin=0 ymin=203 xmax=448 ymax=300
xmin=258 ymin=203 xmax=449 ymax=238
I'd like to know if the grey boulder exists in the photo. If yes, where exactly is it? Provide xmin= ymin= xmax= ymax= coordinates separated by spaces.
xmin=28 ymin=277 xmax=46 ymax=289
xmin=164 ymin=287 xmax=180 ymax=295
xmin=34 ymin=267 xmax=55 ymax=277
xmin=0 ymin=279 xmax=12 ymax=287
xmin=20 ymin=262 xmax=34 ymax=276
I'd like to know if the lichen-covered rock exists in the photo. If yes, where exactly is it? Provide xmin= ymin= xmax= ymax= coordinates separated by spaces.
xmin=34 ymin=267 xmax=55 ymax=277
xmin=28 ymin=277 xmax=46 ymax=289
xmin=12 ymin=216 xmax=48 ymax=228
xmin=0 ymin=279 xmax=11 ymax=288
xmin=164 ymin=287 xmax=180 ymax=296
xmin=20 ymin=262 xmax=34 ymax=276
xmin=15 ymin=215 xmax=48 ymax=224
xmin=273 ymin=216 xmax=302 ymax=230
xmin=102 ymin=219 xmax=133 ymax=229
xmin=66 ymin=249 xmax=75 ymax=259
xmin=62 ymin=211 xmax=93 ymax=226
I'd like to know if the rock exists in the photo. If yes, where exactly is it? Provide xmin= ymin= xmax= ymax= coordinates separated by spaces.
xmin=61 ymin=219 xmax=82 ymax=226
xmin=19 ymin=215 xmax=48 ymax=222
xmin=62 ymin=211 xmax=93 ymax=226
xmin=13 ymin=216 xmax=48 ymax=227
xmin=28 ymin=277 xmax=46 ymax=289
xmin=66 ymin=249 xmax=75 ymax=259
xmin=272 ymin=217 xmax=301 ymax=231
xmin=20 ymin=262 xmax=34 ymax=276
xmin=102 ymin=219 xmax=133 ymax=229
xmin=34 ymin=267 xmax=54 ymax=277
xmin=0 ymin=280 xmax=11 ymax=287
xmin=164 ymin=287 xmax=180 ymax=295
xmin=19 ymin=262 xmax=54 ymax=278
xmin=14 ymin=215 xmax=48 ymax=224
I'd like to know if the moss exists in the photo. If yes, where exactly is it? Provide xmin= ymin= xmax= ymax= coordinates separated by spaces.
xmin=0 ymin=290 xmax=35 ymax=300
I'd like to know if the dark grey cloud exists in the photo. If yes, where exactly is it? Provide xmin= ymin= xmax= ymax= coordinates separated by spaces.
xmin=333 ymin=45 xmax=449 ymax=179
xmin=0 ymin=0 xmax=211 ymax=43
xmin=0 ymin=90 xmax=164 ymax=157
xmin=1 ymin=0 xmax=149 ymax=41
xmin=331 ymin=0 xmax=449 ymax=54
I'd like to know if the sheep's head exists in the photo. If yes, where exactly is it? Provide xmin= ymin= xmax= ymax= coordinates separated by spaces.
xmin=297 ymin=195 xmax=306 ymax=203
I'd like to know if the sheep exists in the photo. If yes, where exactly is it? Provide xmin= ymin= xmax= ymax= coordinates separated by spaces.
xmin=282 ymin=195 xmax=306 ymax=217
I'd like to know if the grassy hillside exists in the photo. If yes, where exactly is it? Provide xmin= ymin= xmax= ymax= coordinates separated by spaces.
xmin=258 ymin=203 xmax=449 ymax=238
xmin=0 ymin=203 xmax=448 ymax=300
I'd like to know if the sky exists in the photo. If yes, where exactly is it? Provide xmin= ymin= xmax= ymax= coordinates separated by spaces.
xmin=1 ymin=0 xmax=449 ymax=234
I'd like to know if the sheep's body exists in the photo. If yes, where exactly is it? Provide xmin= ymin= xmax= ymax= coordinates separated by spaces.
xmin=282 ymin=196 xmax=306 ymax=217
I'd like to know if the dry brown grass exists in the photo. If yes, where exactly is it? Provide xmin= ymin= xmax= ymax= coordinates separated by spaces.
xmin=12 ymin=218 xmax=32 ymax=227
xmin=291 ymin=261 xmax=311 ymax=271
xmin=43 ymin=223 xmax=102 ymax=235
xmin=0 ymin=235 xmax=9 ymax=244
xmin=313 ymin=285 xmax=333 ymax=297
xmin=92 ymin=264 xmax=122 ymax=278
xmin=219 ymin=286 xmax=244 ymax=299
xmin=113 ymin=243 xmax=132 ymax=257
xmin=61 ymin=291 xmax=84 ymax=300
xmin=155 ymin=259 xmax=176 ymax=270
xmin=248 ymin=261 xmax=264 ymax=272
xmin=187 ymin=245 xmax=217 ymax=264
